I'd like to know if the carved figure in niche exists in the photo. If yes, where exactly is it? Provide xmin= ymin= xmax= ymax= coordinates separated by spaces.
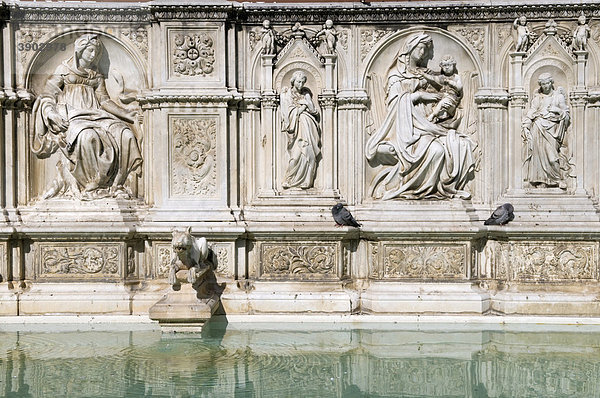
xmin=260 ymin=19 xmax=276 ymax=55
xmin=169 ymin=227 xmax=210 ymax=288
xmin=419 ymin=55 xmax=463 ymax=124
xmin=513 ymin=16 xmax=532 ymax=52
xmin=315 ymin=19 xmax=337 ymax=54
xmin=31 ymin=34 xmax=142 ymax=200
xmin=572 ymin=14 xmax=590 ymax=52
xmin=522 ymin=73 xmax=570 ymax=189
xmin=279 ymin=71 xmax=321 ymax=189
xmin=365 ymin=33 xmax=476 ymax=200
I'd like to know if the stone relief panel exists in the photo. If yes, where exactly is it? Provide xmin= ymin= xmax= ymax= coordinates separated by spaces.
xmin=167 ymin=28 xmax=220 ymax=82
xmin=493 ymin=241 xmax=597 ymax=281
xmin=365 ymin=30 xmax=481 ymax=200
xmin=35 ymin=243 xmax=123 ymax=280
xmin=360 ymin=28 xmax=395 ymax=61
xmin=370 ymin=242 xmax=468 ymax=280
xmin=169 ymin=116 xmax=218 ymax=198
xmin=211 ymin=242 xmax=233 ymax=278
xmin=154 ymin=242 xmax=172 ymax=278
xmin=259 ymin=242 xmax=339 ymax=280
xmin=0 ymin=242 xmax=7 ymax=283
xmin=27 ymin=32 xmax=146 ymax=202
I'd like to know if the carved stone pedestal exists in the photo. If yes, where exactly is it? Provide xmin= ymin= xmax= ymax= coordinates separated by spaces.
xmin=149 ymin=270 xmax=219 ymax=333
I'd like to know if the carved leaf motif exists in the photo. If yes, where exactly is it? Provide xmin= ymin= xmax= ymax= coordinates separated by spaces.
xmin=360 ymin=29 xmax=393 ymax=61
xmin=383 ymin=245 xmax=465 ymax=279
xmin=172 ymin=32 xmax=215 ymax=76
xmin=211 ymin=243 xmax=230 ymax=277
xmin=41 ymin=246 xmax=119 ymax=276
xmin=156 ymin=245 xmax=173 ymax=278
xmin=338 ymin=29 xmax=349 ymax=51
xmin=122 ymin=27 xmax=148 ymax=57
xmin=171 ymin=118 xmax=217 ymax=197
xmin=261 ymin=244 xmax=336 ymax=278
xmin=454 ymin=27 xmax=485 ymax=59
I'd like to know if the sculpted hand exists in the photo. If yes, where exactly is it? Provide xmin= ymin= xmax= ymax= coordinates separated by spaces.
xmin=47 ymin=111 xmax=69 ymax=132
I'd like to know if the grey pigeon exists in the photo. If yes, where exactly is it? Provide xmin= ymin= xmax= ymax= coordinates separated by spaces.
xmin=484 ymin=203 xmax=514 ymax=225
xmin=332 ymin=203 xmax=361 ymax=228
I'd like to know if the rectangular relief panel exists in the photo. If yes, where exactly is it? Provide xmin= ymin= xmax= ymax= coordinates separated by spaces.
xmin=370 ymin=242 xmax=469 ymax=280
xmin=258 ymin=242 xmax=340 ymax=280
xmin=153 ymin=241 xmax=234 ymax=279
xmin=169 ymin=115 xmax=219 ymax=199
xmin=496 ymin=241 xmax=598 ymax=281
xmin=35 ymin=242 xmax=124 ymax=280
xmin=166 ymin=26 xmax=222 ymax=84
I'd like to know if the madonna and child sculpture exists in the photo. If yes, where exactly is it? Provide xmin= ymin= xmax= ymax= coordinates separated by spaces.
xmin=366 ymin=33 xmax=477 ymax=200
xmin=31 ymin=34 xmax=143 ymax=200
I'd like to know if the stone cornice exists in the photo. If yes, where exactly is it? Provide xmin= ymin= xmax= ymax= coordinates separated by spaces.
xmin=240 ymin=3 xmax=598 ymax=24
xmin=5 ymin=2 xmax=597 ymax=24
xmin=137 ymin=93 xmax=241 ymax=108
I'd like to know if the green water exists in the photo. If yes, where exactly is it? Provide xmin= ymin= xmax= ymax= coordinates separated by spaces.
xmin=1 ymin=321 xmax=599 ymax=397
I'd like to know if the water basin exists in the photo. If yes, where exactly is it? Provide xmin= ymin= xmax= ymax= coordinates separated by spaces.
xmin=0 ymin=319 xmax=599 ymax=397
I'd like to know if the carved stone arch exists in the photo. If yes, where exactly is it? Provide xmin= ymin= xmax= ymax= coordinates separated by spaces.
xmin=249 ymin=47 xmax=263 ymax=91
xmin=26 ymin=29 xmax=148 ymax=100
xmin=274 ymin=61 xmax=323 ymax=94
xmin=361 ymin=26 xmax=484 ymax=89
xmin=523 ymin=58 xmax=575 ymax=99
xmin=582 ymin=38 xmax=600 ymax=88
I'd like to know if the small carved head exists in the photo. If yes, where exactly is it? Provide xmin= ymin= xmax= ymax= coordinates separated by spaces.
xmin=578 ymin=14 xmax=587 ymax=25
xmin=290 ymin=71 xmax=308 ymax=91
xmin=324 ymin=19 xmax=334 ymax=29
xmin=519 ymin=16 xmax=527 ymax=25
xmin=440 ymin=55 xmax=457 ymax=75
xmin=74 ymin=34 xmax=102 ymax=67
xmin=263 ymin=19 xmax=271 ymax=29
xmin=537 ymin=73 xmax=554 ymax=94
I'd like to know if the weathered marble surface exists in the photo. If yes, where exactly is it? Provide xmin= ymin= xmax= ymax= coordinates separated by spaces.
xmin=0 ymin=1 xmax=600 ymax=316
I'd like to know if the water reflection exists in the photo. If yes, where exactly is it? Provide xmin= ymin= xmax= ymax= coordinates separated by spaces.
xmin=0 ymin=322 xmax=599 ymax=397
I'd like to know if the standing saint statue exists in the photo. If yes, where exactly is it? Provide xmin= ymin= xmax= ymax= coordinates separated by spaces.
xmin=31 ymin=34 xmax=142 ymax=200
xmin=522 ymin=73 xmax=570 ymax=189
xmin=279 ymin=71 xmax=321 ymax=189
xmin=365 ymin=33 xmax=476 ymax=200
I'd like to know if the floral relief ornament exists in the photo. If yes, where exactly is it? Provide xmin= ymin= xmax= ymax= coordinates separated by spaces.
xmin=173 ymin=33 xmax=215 ymax=76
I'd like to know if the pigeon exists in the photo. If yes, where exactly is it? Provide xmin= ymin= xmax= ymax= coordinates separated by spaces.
xmin=332 ymin=203 xmax=361 ymax=228
xmin=484 ymin=203 xmax=514 ymax=226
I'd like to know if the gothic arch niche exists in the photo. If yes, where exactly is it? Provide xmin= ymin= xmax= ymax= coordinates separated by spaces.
xmin=25 ymin=30 xmax=148 ymax=203
xmin=362 ymin=27 xmax=483 ymax=201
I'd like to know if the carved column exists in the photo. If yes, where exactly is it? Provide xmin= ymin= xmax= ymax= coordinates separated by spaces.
xmin=259 ymin=54 xmax=277 ymax=196
xmin=508 ymin=52 xmax=527 ymax=193
xmin=323 ymin=54 xmax=337 ymax=95
xmin=570 ymin=50 xmax=589 ymax=193
xmin=475 ymin=90 xmax=510 ymax=203
xmin=570 ymin=93 xmax=587 ymax=192
xmin=318 ymin=94 xmax=337 ymax=195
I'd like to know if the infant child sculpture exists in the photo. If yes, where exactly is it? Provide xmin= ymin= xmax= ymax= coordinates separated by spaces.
xmin=169 ymin=228 xmax=210 ymax=289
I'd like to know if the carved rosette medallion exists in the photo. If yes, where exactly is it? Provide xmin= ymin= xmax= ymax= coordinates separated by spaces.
xmin=499 ymin=242 xmax=597 ymax=281
xmin=172 ymin=33 xmax=215 ymax=76
xmin=36 ymin=243 xmax=122 ymax=279
xmin=372 ymin=243 xmax=467 ymax=279
xmin=170 ymin=117 xmax=217 ymax=198
xmin=260 ymin=242 xmax=338 ymax=279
